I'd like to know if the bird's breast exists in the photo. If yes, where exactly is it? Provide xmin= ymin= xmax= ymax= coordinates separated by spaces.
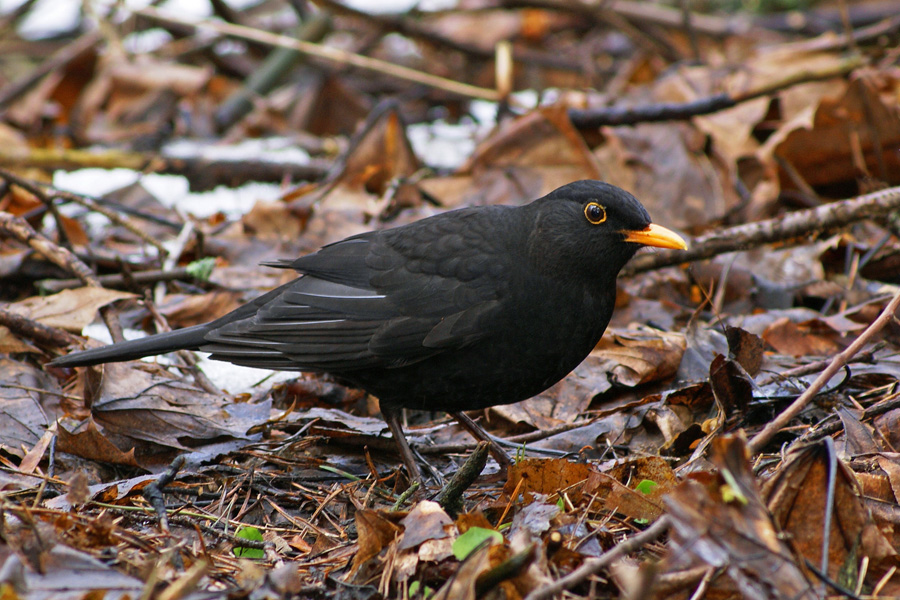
xmin=366 ymin=283 xmax=613 ymax=412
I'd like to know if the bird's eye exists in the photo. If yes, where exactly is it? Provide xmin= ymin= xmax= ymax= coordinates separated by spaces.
xmin=584 ymin=202 xmax=607 ymax=225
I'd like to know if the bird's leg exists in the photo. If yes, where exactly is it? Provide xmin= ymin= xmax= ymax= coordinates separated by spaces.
xmin=382 ymin=405 xmax=424 ymax=485
xmin=449 ymin=411 xmax=512 ymax=469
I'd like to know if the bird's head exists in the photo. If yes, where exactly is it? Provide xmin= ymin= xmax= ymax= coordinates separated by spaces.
xmin=526 ymin=180 xmax=687 ymax=282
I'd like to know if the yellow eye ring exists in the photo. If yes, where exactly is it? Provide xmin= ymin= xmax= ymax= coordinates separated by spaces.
xmin=584 ymin=202 xmax=607 ymax=225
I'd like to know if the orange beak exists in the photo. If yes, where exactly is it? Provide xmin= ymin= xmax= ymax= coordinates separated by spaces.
xmin=623 ymin=223 xmax=688 ymax=250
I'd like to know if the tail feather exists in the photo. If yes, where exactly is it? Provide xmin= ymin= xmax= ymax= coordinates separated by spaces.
xmin=49 ymin=324 xmax=212 ymax=367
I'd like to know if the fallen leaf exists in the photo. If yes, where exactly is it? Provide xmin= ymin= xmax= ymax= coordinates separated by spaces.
xmin=9 ymin=287 xmax=135 ymax=332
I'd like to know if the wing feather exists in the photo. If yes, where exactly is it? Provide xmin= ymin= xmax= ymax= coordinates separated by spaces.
xmin=200 ymin=207 xmax=517 ymax=371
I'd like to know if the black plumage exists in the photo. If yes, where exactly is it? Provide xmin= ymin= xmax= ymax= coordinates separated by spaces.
xmin=50 ymin=180 xmax=687 ymax=481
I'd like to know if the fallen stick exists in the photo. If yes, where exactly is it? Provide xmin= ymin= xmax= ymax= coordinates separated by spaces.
xmin=624 ymin=185 xmax=900 ymax=275
xmin=749 ymin=288 xmax=900 ymax=453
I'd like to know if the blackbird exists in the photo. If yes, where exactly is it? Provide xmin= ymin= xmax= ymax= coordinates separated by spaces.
xmin=50 ymin=180 xmax=686 ymax=481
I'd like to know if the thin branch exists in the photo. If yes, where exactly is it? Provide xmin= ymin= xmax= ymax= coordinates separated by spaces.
xmin=0 ymin=308 xmax=83 ymax=348
xmin=748 ymin=288 xmax=900 ymax=453
xmin=315 ymin=0 xmax=587 ymax=73
xmin=0 ymin=148 xmax=331 ymax=191
xmin=524 ymin=516 xmax=670 ymax=600
xmin=0 ymin=212 xmax=100 ymax=287
xmin=0 ymin=168 xmax=168 ymax=257
xmin=500 ymin=0 xmax=749 ymax=37
xmin=37 ymin=266 xmax=199 ymax=293
xmin=779 ymin=14 xmax=900 ymax=54
xmin=0 ymin=30 xmax=102 ymax=111
xmin=624 ymin=185 xmax=900 ymax=276
xmin=568 ymin=54 xmax=863 ymax=129
xmin=0 ymin=210 xmax=125 ymax=342
xmin=136 ymin=7 xmax=502 ymax=102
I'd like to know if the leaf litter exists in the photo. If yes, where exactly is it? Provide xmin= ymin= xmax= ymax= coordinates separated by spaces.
xmin=1 ymin=1 xmax=900 ymax=598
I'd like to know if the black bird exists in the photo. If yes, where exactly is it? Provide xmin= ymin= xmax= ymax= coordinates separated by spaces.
xmin=50 ymin=180 xmax=687 ymax=481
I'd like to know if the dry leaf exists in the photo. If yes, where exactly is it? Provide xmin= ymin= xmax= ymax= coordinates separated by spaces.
xmin=9 ymin=287 xmax=135 ymax=332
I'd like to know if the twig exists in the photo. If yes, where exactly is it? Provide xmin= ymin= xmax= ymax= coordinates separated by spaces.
xmin=0 ymin=308 xmax=83 ymax=348
xmin=38 ymin=266 xmax=199 ymax=293
xmin=0 ymin=148 xmax=331 ymax=191
xmin=623 ymin=185 xmax=900 ymax=276
xmin=214 ymin=14 xmax=330 ymax=130
xmin=779 ymin=14 xmax=900 ymax=54
xmin=315 ymin=0 xmax=587 ymax=73
xmin=0 ymin=212 xmax=100 ymax=287
xmin=755 ymin=344 xmax=881 ymax=387
xmin=524 ymin=516 xmax=670 ymax=600
xmin=0 ymin=30 xmax=102 ymax=111
xmin=0 ymin=210 xmax=125 ymax=342
xmin=0 ymin=168 xmax=167 ymax=257
xmin=143 ymin=455 xmax=186 ymax=534
xmin=450 ymin=411 xmax=512 ymax=468
xmin=137 ymin=7 xmax=502 ymax=102
xmin=799 ymin=385 xmax=900 ymax=444
xmin=748 ymin=288 xmax=900 ymax=453
xmin=568 ymin=54 xmax=863 ymax=129
xmin=501 ymin=0 xmax=748 ymax=37
xmin=435 ymin=442 xmax=490 ymax=517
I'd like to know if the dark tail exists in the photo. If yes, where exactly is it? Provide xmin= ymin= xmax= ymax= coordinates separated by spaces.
xmin=48 ymin=324 xmax=211 ymax=367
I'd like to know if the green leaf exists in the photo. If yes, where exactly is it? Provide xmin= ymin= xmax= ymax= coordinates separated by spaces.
xmin=319 ymin=465 xmax=361 ymax=481
xmin=186 ymin=257 xmax=216 ymax=281
xmin=233 ymin=526 xmax=265 ymax=558
xmin=452 ymin=527 xmax=502 ymax=560
xmin=515 ymin=444 xmax=527 ymax=463
xmin=635 ymin=479 xmax=658 ymax=495
xmin=720 ymin=468 xmax=748 ymax=505
xmin=409 ymin=581 xmax=434 ymax=599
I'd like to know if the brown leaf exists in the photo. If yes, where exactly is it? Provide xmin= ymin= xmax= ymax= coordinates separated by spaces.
xmin=57 ymin=418 xmax=140 ymax=468
xmin=504 ymin=458 xmax=592 ymax=505
xmin=0 ymin=359 xmax=61 ymax=455
xmin=765 ymin=75 xmax=900 ymax=188
xmin=242 ymin=200 xmax=303 ymax=242
xmin=157 ymin=291 xmax=242 ymax=329
xmin=9 ymin=287 xmax=135 ymax=332
xmin=836 ymin=406 xmax=880 ymax=456
xmin=762 ymin=316 xmax=841 ymax=357
xmin=295 ymin=75 xmax=370 ymax=137
xmin=432 ymin=543 xmax=493 ymax=600
xmin=594 ymin=329 xmax=686 ymax=387
xmin=398 ymin=500 xmax=453 ymax=551
xmin=1 ymin=545 xmax=144 ymax=598
xmin=875 ymin=455 xmax=900 ymax=504
xmin=76 ymin=362 xmax=265 ymax=465
xmin=725 ymin=326 xmax=764 ymax=376
xmin=66 ymin=471 xmax=90 ymax=506
xmin=57 ymin=213 xmax=89 ymax=247
xmin=340 ymin=106 xmax=420 ymax=196
xmin=762 ymin=440 xmax=896 ymax=580
xmin=461 ymin=106 xmax=603 ymax=206
xmin=595 ymin=122 xmax=739 ymax=229
xmin=349 ymin=509 xmax=402 ymax=577
xmin=45 ymin=474 xmax=158 ymax=510
xmin=873 ymin=409 xmax=900 ymax=452
xmin=0 ymin=324 xmax=39 ymax=354
xmin=709 ymin=354 xmax=752 ymax=423
xmin=607 ymin=456 xmax=678 ymax=490
xmin=664 ymin=433 xmax=817 ymax=599
xmin=595 ymin=456 xmax=677 ymax=521
xmin=598 ymin=473 xmax=666 ymax=521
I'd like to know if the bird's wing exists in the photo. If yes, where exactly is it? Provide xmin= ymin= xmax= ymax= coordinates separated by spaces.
xmin=202 ymin=211 xmax=513 ymax=371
